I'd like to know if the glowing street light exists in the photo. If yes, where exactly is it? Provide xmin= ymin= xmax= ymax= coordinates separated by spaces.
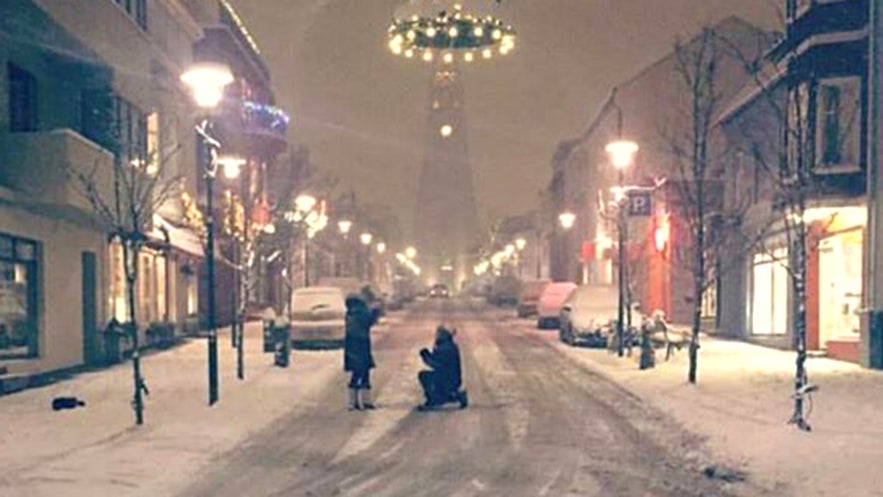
xmin=217 ymin=155 xmax=246 ymax=180
xmin=181 ymin=62 xmax=234 ymax=109
xmin=360 ymin=232 xmax=373 ymax=246
xmin=405 ymin=246 xmax=417 ymax=259
xmin=295 ymin=194 xmax=317 ymax=213
xmin=376 ymin=242 xmax=387 ymax=254
xmin=515 ymin=238 xmax=527 ymax=251
xmin=605 ymin=140 xmax=639 ymax=169
xmin=338 ymin=219 xmax=353 ymax=235
xmin=558 ymin=212 xmax=576 ymax=230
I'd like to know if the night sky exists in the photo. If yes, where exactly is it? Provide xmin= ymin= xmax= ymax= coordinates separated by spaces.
xmin=230 ymin=0 xmax=778 ymax=237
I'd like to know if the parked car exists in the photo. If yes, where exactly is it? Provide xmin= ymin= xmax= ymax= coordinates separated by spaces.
xmin=558 ymin=285 xmax=619 ymax=347
xmin=536 ymin=282 xmax=578 ymax=329
xmin=489 ymin=275 xmax=520 ymax=306
xmin=290 ymin=286 xmax=346 ymax=348
xmin=516 ymin=279 xmax=550 ymax=318
xmin=429 ymin=283 xmax=450 ymax=298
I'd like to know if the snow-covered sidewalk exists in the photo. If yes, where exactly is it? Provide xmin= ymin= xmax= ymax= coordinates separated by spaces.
xmin=520 ymin=319 xmax=883 ymax=497
xmin=0 ymin=322 xmax=352 ymax=496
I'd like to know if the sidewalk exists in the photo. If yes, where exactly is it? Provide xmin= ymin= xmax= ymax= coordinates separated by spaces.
xmin=526 ymin=324 xmax=883 ymax=497
xmin=0 ymin=322 xmax=346 ymax=496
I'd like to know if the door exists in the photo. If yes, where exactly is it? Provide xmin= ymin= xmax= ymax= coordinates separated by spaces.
xmin=82 ymin=251 xmax=98 ymax=365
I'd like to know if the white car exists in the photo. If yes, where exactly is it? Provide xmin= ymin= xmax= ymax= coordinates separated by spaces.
xmin=558 ymin=285 xmax=619 ymax=347
xmin=290 ymin=287 xmax=346 ymax=348
xmin=536 ymin=282 xmax=578 ymax=329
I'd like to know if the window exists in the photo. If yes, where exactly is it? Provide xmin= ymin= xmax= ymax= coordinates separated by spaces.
xmin=815 ymin=77 xmax=861 ymax=172
xmin=146 ymin=112 xmax=159 ymax=175
xmin=0 ymin=233 xmax=39 ymax=359
xmin=112 ymin=0 xmax=147 ymax=30
xmin=81 ymin=91 xmax=148 ymax=164
xmin=8 ymin=63 xmax=38 ymax=132
xmin=108 ymin=241 xmax=167 ymax=324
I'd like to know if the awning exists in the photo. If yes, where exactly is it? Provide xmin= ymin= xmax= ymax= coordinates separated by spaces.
xmin=150 ymin=215 xmax=204 ymax=258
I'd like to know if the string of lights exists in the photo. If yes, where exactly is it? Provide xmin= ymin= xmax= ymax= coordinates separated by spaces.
xmin=388 ymin=2 xmax=516 ymax=63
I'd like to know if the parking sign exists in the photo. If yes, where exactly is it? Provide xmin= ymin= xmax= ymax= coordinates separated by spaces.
xmin=627 ymin=190 xmax=652 ymax=217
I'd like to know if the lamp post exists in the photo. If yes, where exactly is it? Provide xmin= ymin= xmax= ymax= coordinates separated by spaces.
xmin=606 ymin=139 xmax=639 ymax=358
xmin=218 ymin=154 xmax=249 ymax=380
xmin=515 ymin=237 xmax=527 ymax=279
xmin=360 ymin=232 xmax=373 ymax=283
xmin=558 ymin=212 xmax=576 ymax=282
xmin=294 ymin=194 xmax=317 ymax=287
xmin=181 ymin=62 xmax=234 ymax=406
xmin=338 ymin=219 xmax=352 ymax=276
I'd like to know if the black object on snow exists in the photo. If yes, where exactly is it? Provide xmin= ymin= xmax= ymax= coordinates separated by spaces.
xmin=52 ymin=396 xmax=86 ymax=411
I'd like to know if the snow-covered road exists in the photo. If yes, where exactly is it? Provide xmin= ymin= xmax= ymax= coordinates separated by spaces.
xmin=177 ymin=299 xmax=742 ymax=497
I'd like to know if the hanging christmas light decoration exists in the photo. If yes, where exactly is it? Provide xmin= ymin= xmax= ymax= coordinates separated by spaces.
xmin=388 ymin=0 xmax=516 ymax=63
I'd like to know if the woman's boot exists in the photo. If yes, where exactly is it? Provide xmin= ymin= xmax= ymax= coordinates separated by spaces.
xmin=349 ymin=388 xmax=362 ymax=410
xmin=359 ymin=388 xmax=375 ymax=410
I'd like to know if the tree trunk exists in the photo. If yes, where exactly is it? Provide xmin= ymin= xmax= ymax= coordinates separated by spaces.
xmin=790 ymin=206 xmax=811 ymax=430
xmin=122 ymin=239 xmax=146 ymax=425
xmin=688 ymin=182 xmax=705 ymax=384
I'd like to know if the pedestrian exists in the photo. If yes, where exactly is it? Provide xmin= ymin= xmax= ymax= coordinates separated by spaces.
xmin=344 ymin=294 xmax=378 ymax=410
xmin=418 ymin=326 xmax=468 ymax=410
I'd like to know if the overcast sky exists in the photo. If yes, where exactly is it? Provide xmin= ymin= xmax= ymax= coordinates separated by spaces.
xmin=230 ymin=0 xmax=778 ymax=236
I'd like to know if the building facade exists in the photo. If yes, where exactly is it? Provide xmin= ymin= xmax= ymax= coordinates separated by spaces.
xmin=0 ymin=0 xmax=286 ymax=381
xmin=717 ymin=0 xmax=870 ymax=363
xmin=546 ymin=17 xmax=768 ymax=326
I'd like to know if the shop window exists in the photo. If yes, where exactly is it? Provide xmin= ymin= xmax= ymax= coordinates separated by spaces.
xmin=751 ymin=249 xmax=789 ymax=336
xmin=8 ymin=63 xmax=38 ymax=132
xmin=0 ymin=233 xmax=39 ymax=359
xmin=108 ymin=242 xmax=167 ymax=324
xmin=815 ymin=77 xmax=860 ymax=172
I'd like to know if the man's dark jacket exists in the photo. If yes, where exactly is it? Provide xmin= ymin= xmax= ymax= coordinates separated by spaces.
xmin=421 ymin=329 xmax=462 ymax=394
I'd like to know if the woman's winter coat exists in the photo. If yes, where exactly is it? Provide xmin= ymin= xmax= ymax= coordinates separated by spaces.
xmin=344 ymin=297 xmax=376 ymax=372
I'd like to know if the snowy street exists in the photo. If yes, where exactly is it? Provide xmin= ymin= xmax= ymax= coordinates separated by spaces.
xmin=0 ymin=299 xmax=750 ymax=497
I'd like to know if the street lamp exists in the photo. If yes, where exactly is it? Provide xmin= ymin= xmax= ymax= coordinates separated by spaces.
xmin=295 ymin=194 xmax=317 ymax=213
xmin=376 ymin=242 xmax=387 ymax=254
xmin=181 ymin=61 xmax=235 ymax=406
xmin=338 ymin=219 xmax=352 ymax=236
xmin=217 ymin=154 xmax=245 ymax=367
xmin=558 ymin=212 xmax=576 ymax=230
xmin=405 ymin=246 xmax=417 ymax=260
xmin=515 ymin=238 xmax=527 ymax=278
xmin=217 ymin=155 xmax=246 ymax=180
xmin=606 ymin=139 xmax=638 ymax=358
xmin=360 ymin=233 xmax=373 ymax=283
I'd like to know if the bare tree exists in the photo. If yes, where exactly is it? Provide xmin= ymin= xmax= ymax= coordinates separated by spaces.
xmin=719 ymin=31 xmax=821 ymax=431
xmin=70 ymin=139 xmax=181 ymax=425
xmin=664 ymin=28 xmax=728 ymax=384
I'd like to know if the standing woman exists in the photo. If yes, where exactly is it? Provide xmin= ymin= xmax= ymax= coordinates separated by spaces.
xmin=344 ymin=295 xmax=377 ymax=410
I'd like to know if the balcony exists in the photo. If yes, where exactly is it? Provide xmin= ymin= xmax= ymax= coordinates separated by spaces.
xmin=219 ymin=100 xmax=289 ymax=156
xmin=0 ymin=129 xmax=114 ymax=217
xmin=773 ymin=0 xmax=868 ymax=60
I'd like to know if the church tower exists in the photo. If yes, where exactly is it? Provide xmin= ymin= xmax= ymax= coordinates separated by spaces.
xmin=414 ymin=63 xmax=479 ymax=289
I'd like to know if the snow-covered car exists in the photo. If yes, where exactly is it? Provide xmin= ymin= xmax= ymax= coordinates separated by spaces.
xmin=290 ymin=287 xmax=346 ymax=348
xmin=536 ymin=282 xmax=577 ymax=329
xmin=558 ymin=285 xmax=620 ymax=347
xmin=516 ymin=279 xmax=550 ymax=318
